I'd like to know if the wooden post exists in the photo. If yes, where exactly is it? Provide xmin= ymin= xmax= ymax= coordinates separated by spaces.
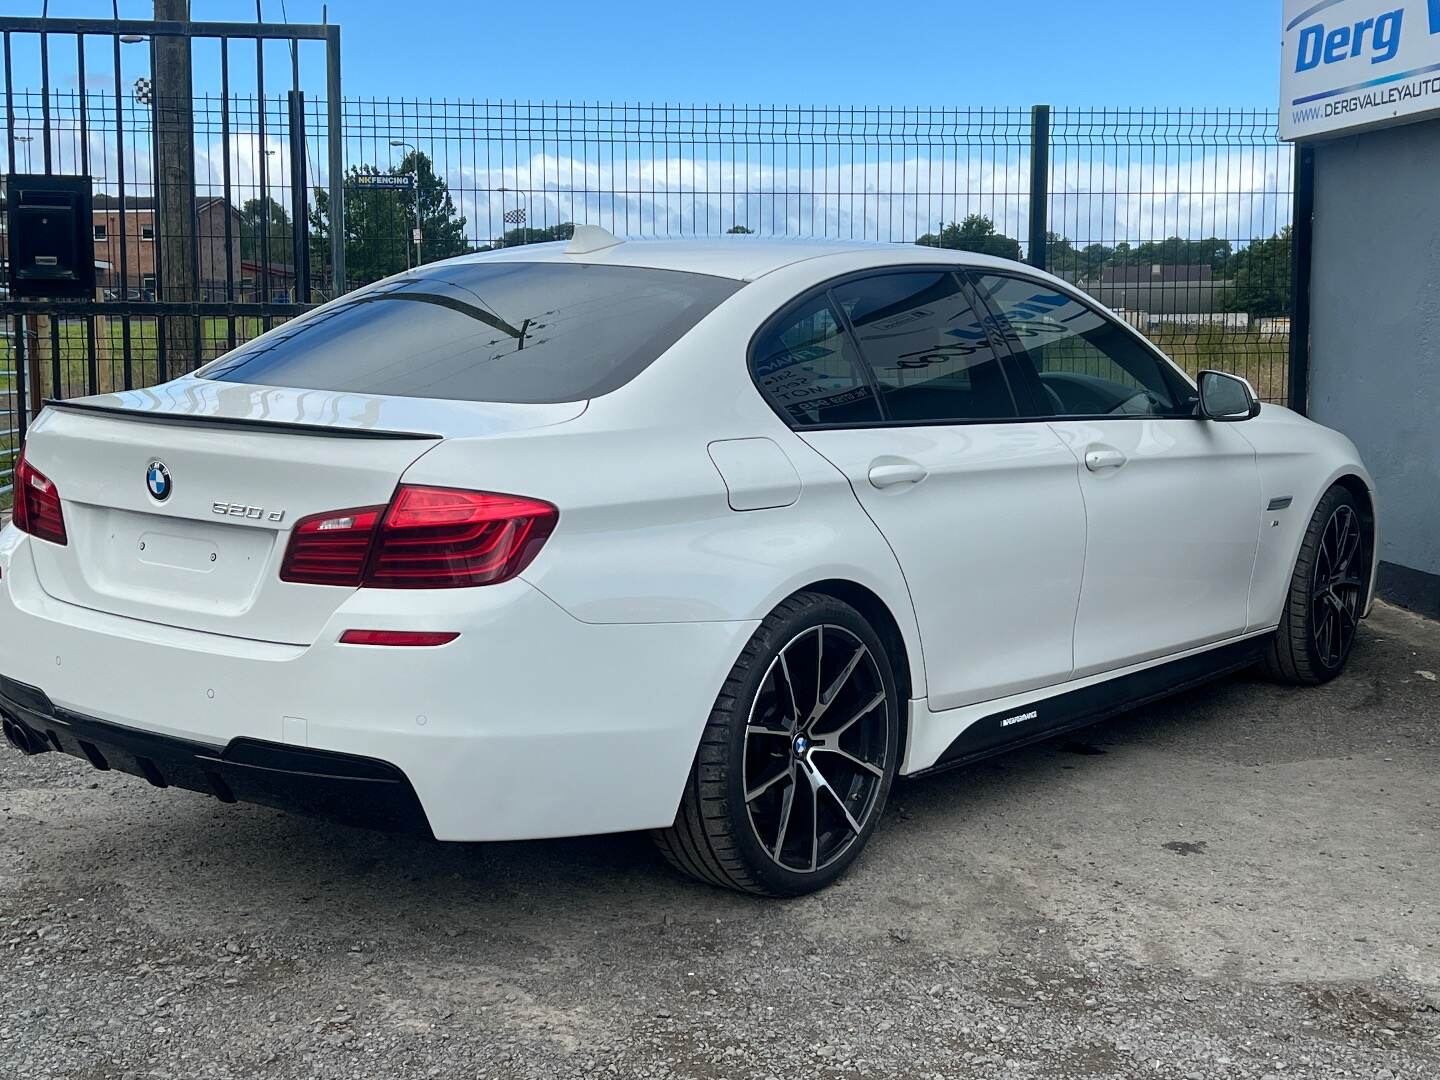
xmin=29 ymin=314 xmax=49 ymax=411
xmin=154 ymin=0 xmax=197 ymax=363
xmin=94 ymin=286 xmax=112 ymax=377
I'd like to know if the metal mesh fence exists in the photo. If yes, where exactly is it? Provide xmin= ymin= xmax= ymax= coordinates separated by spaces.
xmin=2 ymin=85 xmax=333 ymax=302
xmin=344 ymin=101 xmax=1033 ymax=246
xmin=344 ymin=100 xmax=1294 ymax=398
xmin=2 ymin=94 xmax=1294 ymax=507
xmin=0 ymin=18 xmax=338 ymax=507
xmin=1047 ymin=108 xmax=1295 ymax=402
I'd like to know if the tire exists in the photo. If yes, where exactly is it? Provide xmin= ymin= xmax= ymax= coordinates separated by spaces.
xmin=653 ymin=591 xmax=901 ymax=897
xmin=1264 ymin=484 xmax=1370 ymax=686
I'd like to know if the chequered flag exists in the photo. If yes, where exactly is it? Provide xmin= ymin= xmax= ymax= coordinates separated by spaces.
xmin=503 ymin=208 xmax=526 ymax=225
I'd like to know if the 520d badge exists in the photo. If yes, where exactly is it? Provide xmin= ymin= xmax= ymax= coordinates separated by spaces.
xmin=212 ymin=501 xmax=286 ymax=523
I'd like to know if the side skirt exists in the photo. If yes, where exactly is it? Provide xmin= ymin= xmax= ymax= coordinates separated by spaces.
xmin=910 ymin=636 xmax=1269 ymax=778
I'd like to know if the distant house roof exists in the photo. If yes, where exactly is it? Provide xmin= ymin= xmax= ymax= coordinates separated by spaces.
xmin=93 ymin=195 xmax=239 ymax=216
xmin=93 ymin=194 xmax=152 ymax=209
xmin=1099 ymin=264 xmax=1215 ymax=285
xmin=241 ymin=258 xmax=296 ymax=279
xmin=1085 ymin=278 xmax=1234 ymax=316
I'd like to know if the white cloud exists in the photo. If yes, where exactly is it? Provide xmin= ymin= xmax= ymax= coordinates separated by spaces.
xmin=446 ymin=146 xmax=1291 ymax=249
xmin=5 ymin=113 xmax=1293 ymax=250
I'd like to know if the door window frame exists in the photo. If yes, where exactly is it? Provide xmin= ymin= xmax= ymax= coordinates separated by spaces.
xmin=747 ymin=265 xmax=1028 ymax=431
xmin=963 ymin=269 xmax=1201 ymax=422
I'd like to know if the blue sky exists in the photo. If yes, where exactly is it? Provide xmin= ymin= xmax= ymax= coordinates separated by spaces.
xmin=1 ymin=2 xmax=1294 ymax=250
xmin=20 ymin=0 xmax=1285 ymax=106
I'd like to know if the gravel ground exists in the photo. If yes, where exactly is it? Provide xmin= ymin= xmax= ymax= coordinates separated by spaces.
xmin=1 ymin=601 xmax=1438 ymax=1080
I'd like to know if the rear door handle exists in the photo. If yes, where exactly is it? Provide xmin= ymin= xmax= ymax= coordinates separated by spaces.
xmin=868 ymin=461 xmax=928 ymax=489
xmin=1084 ymin=448 xmax=1127 ymax=472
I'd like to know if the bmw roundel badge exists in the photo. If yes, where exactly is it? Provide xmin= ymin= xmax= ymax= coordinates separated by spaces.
xmin=146 ymin=460 xmax=173 ymax=502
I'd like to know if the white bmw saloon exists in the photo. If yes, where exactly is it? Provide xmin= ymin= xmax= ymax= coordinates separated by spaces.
xmin=0 ymin=229 xmax=1377 ymax=895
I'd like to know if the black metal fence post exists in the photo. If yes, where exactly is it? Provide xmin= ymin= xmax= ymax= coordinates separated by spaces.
xmin=13 ymin=318 xmax=28 ymax=446
xmin=326 ymin=23 xmax=345 ymax=296
xmin=1028 ymin=104 xmax=1050 ymax=271
xmin=288 ymin=89 xmax=311 ymax=302
xmin=1288 ymin=144 xmax=1315 ymax=416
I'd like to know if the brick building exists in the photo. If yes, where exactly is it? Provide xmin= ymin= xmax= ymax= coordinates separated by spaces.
xmin=90 ymin=194 xmax=243 ymax=300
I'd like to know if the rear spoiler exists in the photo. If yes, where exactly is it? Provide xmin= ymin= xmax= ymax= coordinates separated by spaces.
xmin=42 ymin=399 xmax=441 ymax=441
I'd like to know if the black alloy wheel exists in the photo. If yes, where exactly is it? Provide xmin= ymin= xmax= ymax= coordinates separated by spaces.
xmin=1265 ymin=484 xmax=1371 ymax=685
xmin=655 ymin=592 xmax=900 ymax=896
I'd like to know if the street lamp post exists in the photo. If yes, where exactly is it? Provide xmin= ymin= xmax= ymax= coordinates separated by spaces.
xmin=15 ymin=135 xmax=33 ymax=172
xmin=389 ymin=140 xmax=422 ymax=268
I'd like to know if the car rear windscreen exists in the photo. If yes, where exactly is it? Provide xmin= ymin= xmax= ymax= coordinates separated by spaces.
xmin=199 ymin=261 xmax=742 ymax=403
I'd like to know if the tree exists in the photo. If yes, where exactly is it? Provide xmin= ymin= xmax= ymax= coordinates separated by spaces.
xmin=1045 ymin=232 xmax=1079 ymax=277
xmin=726 ymin=224 xmax=754 ymax=234
xmin=1194 ymin=236 xmax=1235 ymax=275
xmin=481 ymin=222 xmax=575 ymax=249
xmin=915 ymin=214 xmax=1022 ymax=261
xmin=239 ymin=196 xmax=293 ymax=265
xmin=1079 ymin=243 xmax=1116 ymax=279
xmin=1021 ymin=235 xmax=1233 ymax=284
xmin=310 ymin=150 xmax=469 ymax=287
xmin=1129 ymin=235 xmax=1233 ymax=273
xmin=1225 ymin=227 xmax=1292 ymax=317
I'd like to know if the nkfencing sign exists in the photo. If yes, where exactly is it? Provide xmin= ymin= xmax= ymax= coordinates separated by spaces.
xmin=349 ymin=174 xmax=415 ymax=191
xmin=1282 ymin=0 xmax=1440 ymax=139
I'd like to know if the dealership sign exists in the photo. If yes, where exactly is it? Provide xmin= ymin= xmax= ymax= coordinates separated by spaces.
xmin=1281 ymin=0 xmax=1440 ymax=139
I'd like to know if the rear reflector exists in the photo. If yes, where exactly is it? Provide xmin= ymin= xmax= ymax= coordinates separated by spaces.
xmin=339 ymin=630 xmax=460 ymax=647
xmin=12 ymin=449 xmax=68 ymax=546
xmin=279 ymin=485 xmax=557 ymax=589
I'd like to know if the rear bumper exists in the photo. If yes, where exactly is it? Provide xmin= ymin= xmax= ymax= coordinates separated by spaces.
xmin=0 ymin=676 xmax=433 ymax=836
xmin=0 ymin=523 xmax=756 ymax=841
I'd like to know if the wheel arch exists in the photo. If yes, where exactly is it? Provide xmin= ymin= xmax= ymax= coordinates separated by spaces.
xmin=1332 ymin=472 xmax=1375 ymax=528
xmin=1262 ymin=473 xmax=1375 ymax=684
xmin=1331 ymin=472 xmax=1379 ymax=612
xmin=788 ymin=578 xmax=918 ymax=765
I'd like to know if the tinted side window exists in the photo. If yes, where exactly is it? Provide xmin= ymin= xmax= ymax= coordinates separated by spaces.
xmin=974 ymin=273 xmax=1194 ymax=418
xmin=832 ymin=272 xmax=1016 ymax=423
xmin=751 ymin=295 xmax=882 ymax=427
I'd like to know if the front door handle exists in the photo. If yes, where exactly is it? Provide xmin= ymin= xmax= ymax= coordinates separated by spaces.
xmin=1084 ymin=448 xmax=1127 ymax=472
xmin=868 ymin=461 xmax=928 ymax=489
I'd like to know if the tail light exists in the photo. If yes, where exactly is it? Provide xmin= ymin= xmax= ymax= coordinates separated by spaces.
xmin=367 ymin=486 xmax=558 ymax=588
xmin=280 ymin=507 xmax=384 ymax=586
xmin=280 ymin=485 xmax=557 ymax=589
xmin=12 ymin=449 xmax=68 ymax=546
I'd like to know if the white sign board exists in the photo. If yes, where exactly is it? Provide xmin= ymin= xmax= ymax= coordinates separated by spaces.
xmin=1281 ymin=0 xmax=1440 ymax=140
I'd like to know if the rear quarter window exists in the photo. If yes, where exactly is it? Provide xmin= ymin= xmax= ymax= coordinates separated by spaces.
xmin=199 ymin=261 xmax=741 ymax=403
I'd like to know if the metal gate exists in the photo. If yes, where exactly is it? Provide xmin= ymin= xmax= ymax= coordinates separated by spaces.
xmin=1 ymin=11 xmax=345 ymax=504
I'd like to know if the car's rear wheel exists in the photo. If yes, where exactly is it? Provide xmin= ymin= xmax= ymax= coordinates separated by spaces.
xmin=653 ymin=591 xmax=900 ymax=896
xmin=1264 ymin=484 xmax=1370 ymax=685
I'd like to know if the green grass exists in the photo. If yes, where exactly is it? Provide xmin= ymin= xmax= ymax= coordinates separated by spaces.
xmin=1 ymin=315 xmax=291 ymax=400
xmin=3 ymin=315 xmax=295 ymax=513
xmin=1147 ymin=327 xmax=1291 ymax=403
